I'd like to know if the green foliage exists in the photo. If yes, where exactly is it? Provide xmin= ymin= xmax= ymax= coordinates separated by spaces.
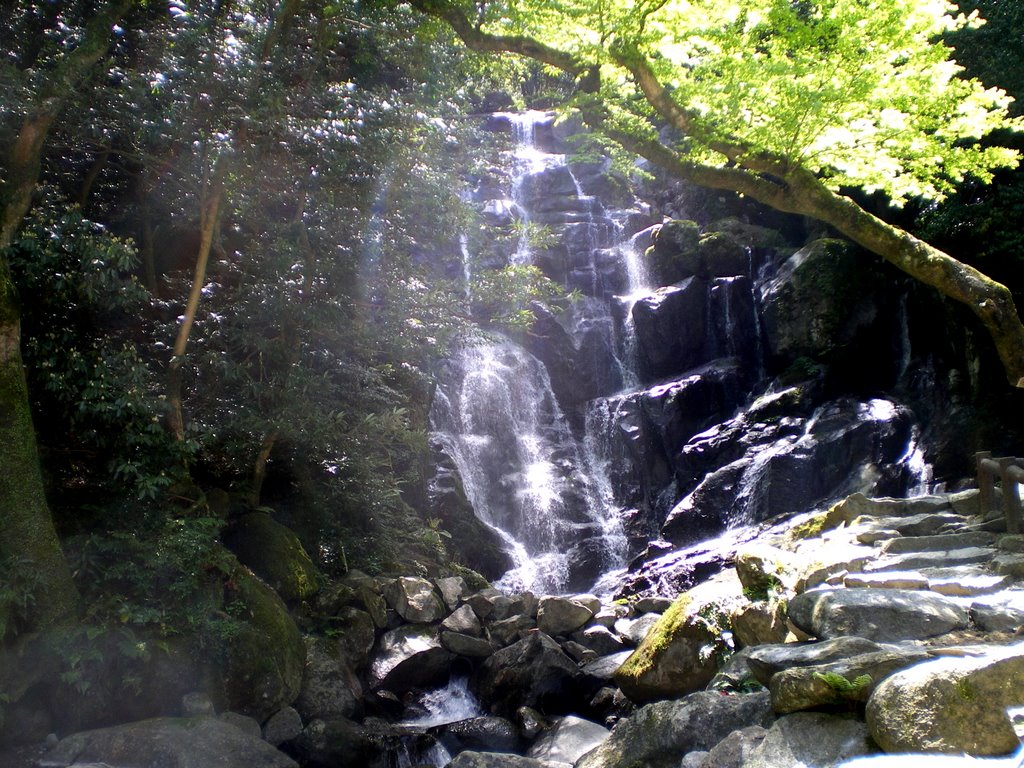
xmin=66 ymin=516 xmax=234 ymax=638
xmin=742 ymin=575 xmax=784 ymax=603
xmin=0 ymin=555 xmax=42 ymax=641
xmin=480 ymin=0 xmax=1022 ymax=205
xmin=471 ymin=264 xmax=573 ymax=330
xmin=8 ymin=197 xmax=189 ymax=500
xmin=814 ymin=671 xmax=872 ymax=702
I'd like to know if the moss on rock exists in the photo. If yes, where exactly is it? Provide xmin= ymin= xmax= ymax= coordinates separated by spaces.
xmin=614 ymin=594 xmax=720 ymax=703
xmin=224 ymin=512 xmax=320 ymax=605
xmin=218 ymin=565 xmax=305 ymax=721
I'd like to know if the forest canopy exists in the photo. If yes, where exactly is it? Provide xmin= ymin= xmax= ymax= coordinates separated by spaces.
xmin=412 ymin=0 xmax=1024 ymax=387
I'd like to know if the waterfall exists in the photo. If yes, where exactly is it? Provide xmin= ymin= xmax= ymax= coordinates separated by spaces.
xmin=431 ymin=337 xmax=619 ymax=594
xmin=430 ymin=111 xmax=642 ymax=594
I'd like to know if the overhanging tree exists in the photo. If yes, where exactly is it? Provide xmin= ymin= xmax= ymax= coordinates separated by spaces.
xmin=411 ymin=0 xmax=1024 ymax=388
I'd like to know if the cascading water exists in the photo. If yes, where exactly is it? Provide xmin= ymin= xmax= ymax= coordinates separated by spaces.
xmin=432 ymin=110 xmax=936 ymax=599
xmin=431 ymin=111 xmax=638 ymax=594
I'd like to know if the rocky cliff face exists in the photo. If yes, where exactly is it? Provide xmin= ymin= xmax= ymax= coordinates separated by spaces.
xmin=427 ymin=111 xmax=1024 ymax=597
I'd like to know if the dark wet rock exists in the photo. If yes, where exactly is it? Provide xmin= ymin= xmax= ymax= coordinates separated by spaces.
xmin=632 ymin=278 xmax=708 ymax=381
xmin=476 ymin=633 xmax=580 ymax=718
xmin=263 ymin=706 xmax=302 ymax=747
xmin=218 ymin=711 xmax=262 ymax=740
xmin=295 ymin=636 xmax=362 ymax=721
xmin=662 ymin=398 xmax=913 ymax=548
xmin=447 ymin=752 xmax=545 ymax=768
xmin=40 ymin=716 xmax=297 ymax=768
xmin=330 ymin=607 xmax=376 ymax=671
xmin=788 ymin=588 xmax=969 ymax=642
xmin=759 ymin=239 xmax=896 ymax=380
xmin=368 ymin=625 xmax=451 ymax=693
xmin=431 ymin=715 xmax=524 ymax=755
xmin=291 ymin=717 xmax=378 ymax=768
xmin=222 ymin=567 xmax=306 ymax=722
xmin=647 ymin=219 xmax=700 ymax=285
xmin=426 ymin=441 xmax=514 ymax=581
xmin=576 ymin=690 xmax=774 ymax=768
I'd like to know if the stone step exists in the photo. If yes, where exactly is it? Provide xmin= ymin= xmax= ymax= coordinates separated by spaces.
xmin=863 ymin=547 xmax=996 ymax=573
xmin=843 ymin=568 xmax=1011 ymax=597
xmin=879 ymin=531 xmax=997 ymax=555
xmin=788 ymin=588 xmax=969 ymax=642
xmin=844 ymin=571 xmax=929 ymax=590
xmin=924 ymin=573 xmax=1013 ymax=597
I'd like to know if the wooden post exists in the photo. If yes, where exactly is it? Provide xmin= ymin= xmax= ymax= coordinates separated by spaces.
xmin=1004 ymin=463 xmax=1024 ymax=537
xmin=977 ymin=451 xmax=994 ymax=518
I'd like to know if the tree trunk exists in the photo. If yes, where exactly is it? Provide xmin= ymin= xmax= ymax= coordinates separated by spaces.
xmin=0 ymin=262 xmax=78 ymax=635
xmin=0 ymin=0 xmax=133 ymax=636
xmin=167 ymin=171 xmax=224 ymax=441
xmin=413 ymin=0 xmax=1024 ymax=389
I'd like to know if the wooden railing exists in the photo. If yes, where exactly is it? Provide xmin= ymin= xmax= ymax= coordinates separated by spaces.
xmin=976 ymin=451 xmax=1024 ymax=534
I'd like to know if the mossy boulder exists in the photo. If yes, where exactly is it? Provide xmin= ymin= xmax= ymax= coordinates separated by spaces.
xmin=219 ymin=566 xmax=305 ymax=721
xmin=614 ymin=594 xmax=720 ymax=703
xmin=758 ymin=239 xmax=886 ymax=370
xmin=646 ymin=219 xmax=700 ymax=285
xmin=224 ymin=512 xmax=320 ymax=604
xmin=646 ymin=222 xmax=750 ymax=285
xmin=866 ymin=646 xmax=1024 ymax=755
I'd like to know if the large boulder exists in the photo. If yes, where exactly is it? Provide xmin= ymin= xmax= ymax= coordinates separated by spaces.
xmin=368 ymin=625 xmax=451 ymax=693
xmin=290 ymin=717 xmax=378 ymax=768
xmin=382 ymin=577 xmax=446 ymax=623
xmin=526 ymin=715 xmax=610 ymax=764
xmin=447 ymin=753 xmax=545 ymax=768
xmin=742 ymin=712 xmax=874 ymax=768
xmin=537 ymin=595 xmax=595 ymax=636
xmin=787 ymin=588 xmax=969 ymax=642
xmin=663 ymin=398 xmax=912 ymax=548
xmin=769 ymin=648 xmax=930 ymax=713
xmin=614 ymin=594 xmax=720 ymax=703
xmin=40 ymin=716 xmax=297 ymax=768
xmin=866 ymin=644 xmax=1024 ymax=756
xmin=294 ymin=636 xmax=362 ymax=721
xmin=576 ymin=690 xmax=774 ymax=768
xmin=223 ymin=512 xmax=320 ymax=604
xmin=745 ymin=637 xmax=887 ymax=687
xmin=432 ymin=716 xmax=524 ymax=755
xmin=475 ymin=633 xmax=580 ymax=718
xmin=758 ymin=239 xmax=897 ymax=384
xmin=632 ymin=277 xmax=708 ymax=381
xmin=220 ymin=567 xmax=306 ymax=722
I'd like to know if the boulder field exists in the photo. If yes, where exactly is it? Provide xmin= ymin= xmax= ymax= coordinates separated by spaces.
xmin=31 ymin=487 xmax=1024 ymax=768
